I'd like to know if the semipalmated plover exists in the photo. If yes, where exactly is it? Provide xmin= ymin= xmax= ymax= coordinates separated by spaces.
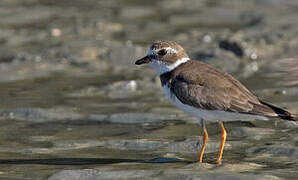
xmin=135 ymin=41 xmax=297 ymax=164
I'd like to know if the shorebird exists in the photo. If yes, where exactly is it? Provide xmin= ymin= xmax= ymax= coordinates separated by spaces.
xmin=135 ymin=41 xmax=297 ymax=164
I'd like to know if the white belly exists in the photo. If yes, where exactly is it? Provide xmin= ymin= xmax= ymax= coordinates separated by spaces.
xmin=162 ymin=85 xmax=268 ymax=122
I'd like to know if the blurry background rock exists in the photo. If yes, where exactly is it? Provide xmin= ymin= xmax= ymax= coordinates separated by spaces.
xmin=0 ymin=0 xmax=297 ymax=179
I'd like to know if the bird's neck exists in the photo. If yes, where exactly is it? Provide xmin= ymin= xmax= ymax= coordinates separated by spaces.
xmin=151 ymin=57 xmax=190 ymax=75
xmin=159 ymin=57 xmax=190 ymax=86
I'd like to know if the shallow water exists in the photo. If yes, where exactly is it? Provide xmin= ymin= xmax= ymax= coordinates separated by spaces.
xmin=0 ymin=60 xmax=297 ymax=179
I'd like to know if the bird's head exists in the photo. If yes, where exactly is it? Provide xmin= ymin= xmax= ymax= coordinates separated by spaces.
xmin=135 ymin=41 xmax=189 ymax=74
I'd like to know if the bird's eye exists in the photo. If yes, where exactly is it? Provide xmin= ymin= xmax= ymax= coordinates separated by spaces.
xmin=158 ymin=49 xmax=167 ymax=56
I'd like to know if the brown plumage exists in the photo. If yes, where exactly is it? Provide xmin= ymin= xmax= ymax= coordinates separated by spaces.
xmin=160 ymin=60 xmax=297 ymax=121
xmin=150 ymin=41 xmax=188 ymax=65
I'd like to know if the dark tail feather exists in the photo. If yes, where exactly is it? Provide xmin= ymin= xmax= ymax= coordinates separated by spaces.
xmin=260 ymin=100 xmax=298 ymax=121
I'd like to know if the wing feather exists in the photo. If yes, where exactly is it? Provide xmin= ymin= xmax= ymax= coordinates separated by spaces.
xmin=169 ymin=61 xmax=264 ymax=114
xmin=163 ymin=60 xmax=294 ymax=120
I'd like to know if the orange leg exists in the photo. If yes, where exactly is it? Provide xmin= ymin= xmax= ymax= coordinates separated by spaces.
xmin=217 ymin=121 xmax=227 ymax=165
xmin=198 ymin=123 xmax=208 ymax=163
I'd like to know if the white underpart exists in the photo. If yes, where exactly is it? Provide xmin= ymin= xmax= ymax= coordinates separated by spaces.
xmin=149 ymin=57 xmax=190 ymax=75
xmin=162 ymin=84 xmax=268 ymax=122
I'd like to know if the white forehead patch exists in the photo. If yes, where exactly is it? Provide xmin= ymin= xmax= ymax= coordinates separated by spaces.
xmin=148 ymin=47 xmax=178 ymax=56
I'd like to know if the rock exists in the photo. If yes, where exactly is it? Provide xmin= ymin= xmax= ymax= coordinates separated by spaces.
xmin=219 ymin=40 xmax=243 ymax=57
xmin=48 ymin=169 xmax=161 ymax=180
xmin=48 ymin=167 xmax=281 ymax=180
xmin=201 ymin=48 xmax=241 ymax=74
xmin=0 ymin=49 xmax=15 ymax=63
